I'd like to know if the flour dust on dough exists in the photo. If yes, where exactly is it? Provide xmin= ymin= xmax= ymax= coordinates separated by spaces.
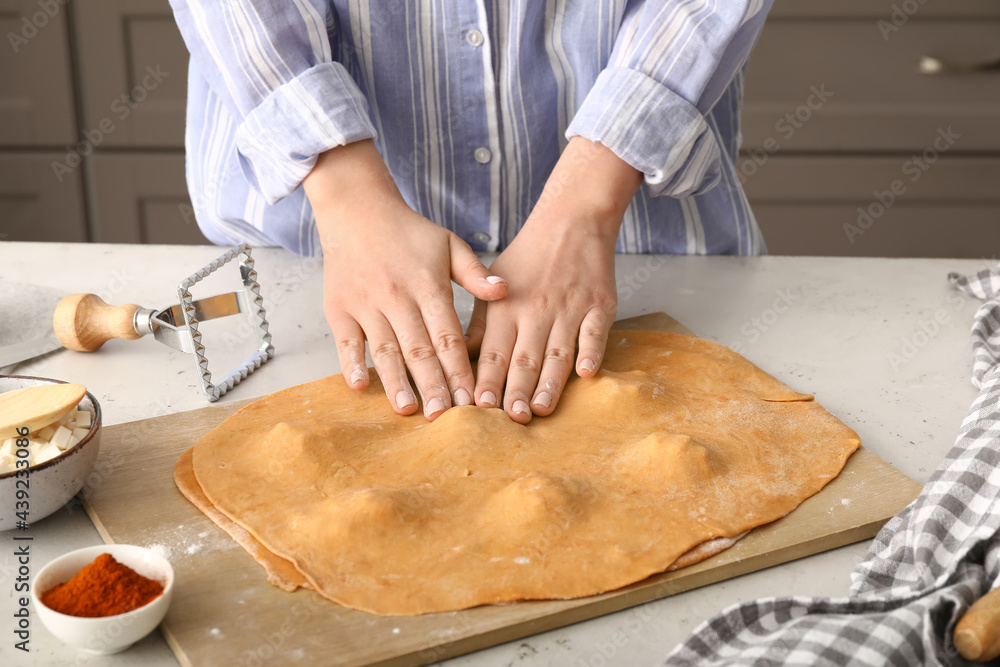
xmin=176 ymin=330 xmax=860 ymax=615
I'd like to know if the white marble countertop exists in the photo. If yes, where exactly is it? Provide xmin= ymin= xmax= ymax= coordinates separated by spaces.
xmin=0 ymin=242 xmax=986 ymax=667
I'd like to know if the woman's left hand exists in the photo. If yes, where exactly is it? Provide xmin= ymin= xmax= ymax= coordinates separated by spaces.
xmin=465 ymin=137 xmax=643 ymax=423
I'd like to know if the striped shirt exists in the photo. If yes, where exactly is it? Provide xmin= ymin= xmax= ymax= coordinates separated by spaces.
xmin=169 ymin=0 xmax=772 ymax=257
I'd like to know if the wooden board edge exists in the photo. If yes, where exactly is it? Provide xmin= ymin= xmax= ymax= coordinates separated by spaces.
xmin=377 ymin=501 xmax=913 ymax=667
xmin=613 ymin=312 xmax=694 ymax=335
xmin=81 ymin=499 xmax=195 ymax=667
xmin=368 ymin=443 xmax=923 ymax=667
xmin=161 ymin=625 xmax=195 ymax=667
xmin=104 ymin=396 xmax=258 ymax=434
xmin=82 ymin=499 xmax=114 ymax=545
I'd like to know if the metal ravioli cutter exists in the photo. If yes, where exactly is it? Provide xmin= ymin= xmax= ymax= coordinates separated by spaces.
xmin=53 ymin=244 xmax=274 ymax=401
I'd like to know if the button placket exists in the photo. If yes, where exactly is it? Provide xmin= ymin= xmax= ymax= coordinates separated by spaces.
xmin=465 ymin=9 xmax=499 ymax=252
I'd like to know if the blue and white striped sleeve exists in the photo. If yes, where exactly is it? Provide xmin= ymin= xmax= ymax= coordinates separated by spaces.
xmin=168 ymin=0 xmax=377 ymax=203
xmin=566 ymin=0 xmax=773 ymax=198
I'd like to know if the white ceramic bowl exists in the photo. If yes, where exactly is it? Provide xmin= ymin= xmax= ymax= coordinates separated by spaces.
xmin=31 ymin=544 xmax=174 ymax=654
xmin=0 ymin=375 xmax=102 ymax=529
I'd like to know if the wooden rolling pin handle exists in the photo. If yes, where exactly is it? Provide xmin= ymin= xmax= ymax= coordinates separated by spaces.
xmin=955 ymin=586 xmax=1000 ymax=661
xmin=53 ymin=293 xmax=143 ymax=352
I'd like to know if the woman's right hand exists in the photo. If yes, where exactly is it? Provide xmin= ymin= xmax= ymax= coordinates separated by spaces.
xmin=304 ymin=141 xmax=508 ymax=420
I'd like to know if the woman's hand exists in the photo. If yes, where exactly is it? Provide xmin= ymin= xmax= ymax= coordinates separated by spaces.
xmin=305 ymin=141 xmax=508 ymax=420
xmin=465 ymin=137 xmax=643 ymax=423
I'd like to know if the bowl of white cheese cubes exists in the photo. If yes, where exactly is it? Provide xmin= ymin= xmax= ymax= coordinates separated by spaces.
xmin=0 ymin=376 xmax=102 ymax=530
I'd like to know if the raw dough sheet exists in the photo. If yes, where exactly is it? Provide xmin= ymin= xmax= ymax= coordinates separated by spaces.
xmin=175 ymin=330 xmax=860 ymax=615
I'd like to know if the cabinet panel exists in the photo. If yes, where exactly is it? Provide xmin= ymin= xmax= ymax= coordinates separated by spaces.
xmin=90 ymin=154 xmax=208 ymax=245
xmin=0 ymin=0 xmax=75 ymax=145
xmin=744 ymin=156 xmax=1000 ymax=258
xmin=0 ymin=153 xmax=86 ymax=241
xmin=73 ymin=0 xmax=189 ymax=148
xmin=743 ymin=20 xmax=1000 ymax=151
xmin=754 ymin=205 xmax=1000 ymax=259
xmin=768 ymin=0 xmax=1000 ymax=18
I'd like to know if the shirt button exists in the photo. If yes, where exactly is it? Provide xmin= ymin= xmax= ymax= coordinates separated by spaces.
xmin=473 ymin=232 xmax=491 ymax=243
xmin=473 ymin=147 xmax=492 ymax=164
xmin=466 ymin=29 xmax=484 ymax=47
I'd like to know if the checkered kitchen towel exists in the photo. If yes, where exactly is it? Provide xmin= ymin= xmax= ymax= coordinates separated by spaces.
xmin=663 ymin=268 xmax=1000 ymax=666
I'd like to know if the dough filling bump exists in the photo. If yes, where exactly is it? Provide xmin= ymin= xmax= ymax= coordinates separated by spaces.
xmin=177 ymin=330 xmax=860 ymax=615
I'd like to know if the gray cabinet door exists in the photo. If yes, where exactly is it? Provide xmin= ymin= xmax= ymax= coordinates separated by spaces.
xmin=73 ymin=0 xmax=189 ymax=148
xmin=768 ymin=0 xmax=1000 ymax=18
xmin=0 ymin=0 xmax=75 ymax=145
xmin=0 ymin=154 xmax=86 ymax=241
xmin=743 ymin=13 xmax=1000 ymax=151
xmin=744 ymin=156 xmax=1000 ymax=258
xmin=90 ymin=154 xmax=208 ymax=245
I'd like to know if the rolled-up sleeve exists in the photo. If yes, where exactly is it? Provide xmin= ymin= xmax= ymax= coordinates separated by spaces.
xmin=566 ymin=0 xmax=773 ymax=198
xmin=168 ymin=0 xmax=377 ymax=203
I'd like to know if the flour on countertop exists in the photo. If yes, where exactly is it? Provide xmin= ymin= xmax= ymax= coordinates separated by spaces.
xmin=138 ymin=522 xmax=239 ymax=562
xmin=148 ymin=544 xmax=172 ymax=559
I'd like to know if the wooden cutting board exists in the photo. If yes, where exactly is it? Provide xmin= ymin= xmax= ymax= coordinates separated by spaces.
xmin=83 ymin=312 xmax=921 ymax=667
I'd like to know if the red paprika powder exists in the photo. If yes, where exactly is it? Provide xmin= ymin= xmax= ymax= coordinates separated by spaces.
xmin=41 ymin=553 xmax=164 ymax=617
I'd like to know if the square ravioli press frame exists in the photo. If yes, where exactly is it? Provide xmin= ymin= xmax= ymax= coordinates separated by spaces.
xmin=132 ymin=243 xmax=275 ymax=402
xmin=178 ymin=244 xmax=274 ymax=401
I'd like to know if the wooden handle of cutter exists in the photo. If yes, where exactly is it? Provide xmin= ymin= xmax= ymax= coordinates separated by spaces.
xmin=53 ymin=293 xmax=143 ymax=352
xmin=955 ymin=586 xmax=1000 ymax=661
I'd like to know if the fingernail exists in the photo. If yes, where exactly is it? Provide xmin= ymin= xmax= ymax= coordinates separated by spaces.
xmin=454 ymin=388 xmax=472 ymax=406
xmin=580 ymin=358 xmax=596 ymax=374
xmin=349 ymin=370 xmax=365 ymax=386
xmin=532 ymin=391 xmax=551 ymax=409
xmin=480 ymin=390 xmax=497 ymax=407
xmin=395 ymin=390 xmax=415 ymax=409
xmin=485 ymin=275 xmax=506 ymax=285
xmin=512 ymin=400 xmax=530 ymax=415
xmin=425 ymin=397 xmax=446 ymax=416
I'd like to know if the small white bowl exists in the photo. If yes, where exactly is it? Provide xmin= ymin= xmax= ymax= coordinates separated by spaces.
xmin=0 ymin=375 xmax=102 ymax=529
xmin=31 ymin=544 xmax=174 ymax=654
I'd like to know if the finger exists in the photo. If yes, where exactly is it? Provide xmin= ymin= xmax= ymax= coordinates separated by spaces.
xmin=576 ymin=306 xmax=614 ymax=377
xmin=362 ymin=315 xmax=419 ymax=416
xmin=449 ymin=236 xmax=508 ymax=301
xmin=330 ymin=313 xmax=369 ymax=390
xmin=387 ymin=308 xmax=453 ymax=421
xmin=473 ymin=314 xmax=515 ymax=411
xmin=502 ymin=322 xmax=551 ymax=424
xmin=528 ymin=323 xmax=577 ymax=417
xmin=420 ymin=296 xmax=476 ymax=408
xmin=464 ymin=298 xmax=488 ymax=357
